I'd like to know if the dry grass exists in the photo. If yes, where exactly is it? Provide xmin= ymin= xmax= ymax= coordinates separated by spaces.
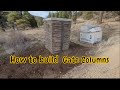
xmin=0 ymin=18 xmax=119 ymax=78
xmin=0 ymin=31 xmax=30 ymax=56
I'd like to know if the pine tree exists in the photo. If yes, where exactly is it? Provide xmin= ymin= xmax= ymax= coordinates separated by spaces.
xmin=15 ymin=19 xmax=30 ymax=29
xmin=0 ymin=11 xmax=5 ymax=31
xmin=7 ymin=11 xmax=21 ymax=30
xmin=72 ymin=11 xmax=77 ymax=24
xmin=55 ymin=11 xmax=59 ymax=18
xmin=23 ymin=11 xmax=37 ymax=28
xmin=58 ymin=11 xmax=62 ymax=18
xmin=61 ymin=11 xmax=66 ymax=18
xmin=64 ymin=11 xmax=69 ymax=18
xmin=67 ymin=11 xmax=72 ymax=19
xmin=83 ymin=11 xmax=93 ymax=20
xmin=77 ymin=11 xmax=82 ymax=17
xmin=51 ymin=13 xmax=55 ymax=17
xmin=47 ymin=12 xmax=52 ymax=18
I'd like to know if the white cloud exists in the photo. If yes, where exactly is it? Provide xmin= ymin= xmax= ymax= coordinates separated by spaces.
xmin=28 ymin=11 xmax=49 ymax=18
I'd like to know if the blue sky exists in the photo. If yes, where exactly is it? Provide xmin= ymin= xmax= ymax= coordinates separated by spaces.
xmin=29 ymin=11 xmax=49 ymax=18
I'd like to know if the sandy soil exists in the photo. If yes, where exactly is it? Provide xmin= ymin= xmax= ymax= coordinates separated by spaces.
xmin=61 ymin=43 xmax=120 ymax=78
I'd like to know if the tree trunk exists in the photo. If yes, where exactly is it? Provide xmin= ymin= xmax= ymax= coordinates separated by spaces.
xmin=97 ymin=11 xmax=104 ymax=24
xmin=72 ymin=11 xmax=77 ymax=24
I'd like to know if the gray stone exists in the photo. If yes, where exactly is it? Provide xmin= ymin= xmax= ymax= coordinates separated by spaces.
xmin=44 ymin=18 xmax=72 ymax=54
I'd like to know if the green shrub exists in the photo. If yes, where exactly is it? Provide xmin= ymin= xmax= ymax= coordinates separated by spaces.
xmin=15 ymin=19 xmax=30 ymax=29
xmin=0 ymin=55 xmax=8 ymax=61
xmin=0 ymin=46 xmax=4 ymax=52
xmin=83 ymin=11 xmax=93 ymax=20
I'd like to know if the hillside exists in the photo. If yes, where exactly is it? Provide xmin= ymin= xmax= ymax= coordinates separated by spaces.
xmin=62 ymin=36 xmax=120 ymax=78
xmin=0 ymin=11 xmax=120 ymax=78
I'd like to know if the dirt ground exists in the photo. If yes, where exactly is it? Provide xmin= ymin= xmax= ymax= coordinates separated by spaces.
xmin=0 ymin=18 xmax=119 ymax=78
xmin=61 ymin=19 xmax=120 ymax=78
xmin=61 ymin=43 xmax=120 ymax=78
